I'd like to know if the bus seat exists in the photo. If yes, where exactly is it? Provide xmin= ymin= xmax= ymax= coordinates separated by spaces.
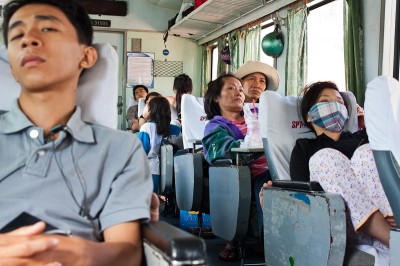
xmin=174 ymin=94 xmax=207 ymax=212
xmin=208 ymin=155 xmax=253 ymax=242
xmin=258 ymin=90 xmax=365 ymax=266
xmin=365 ymin=76 xmax=400 ymax=265
xmin=138 ymin=97 xmax=146 ymax=118
xmin=0 ymin=43 xmax=206 ymax=266
xmin=207 ymin=103 xmax=262 ymax=242
xmin=142 ymin=221 xmax=206 ymax=265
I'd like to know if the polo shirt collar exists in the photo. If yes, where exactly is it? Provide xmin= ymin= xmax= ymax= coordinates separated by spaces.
xmin=0 ymin=100 xmax=94 ymax=143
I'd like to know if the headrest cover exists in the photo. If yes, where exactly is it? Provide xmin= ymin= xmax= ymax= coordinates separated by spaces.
xmin=365 ymin=76 xmax=400 ymax=163
xmin=181 ymin=94 xmax=207 ymax=149
xmin=234 ymin=61 xmax=280 ymax=91
xmin=0 ymin=43 xmax=118 ymax=129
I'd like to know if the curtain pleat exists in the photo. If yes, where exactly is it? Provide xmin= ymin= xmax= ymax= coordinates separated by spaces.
xmin=243 ymin=25 xmax=261 ymax=63
xmin=344 ymin=0 xmax=364 ymax=106
xmin=285 ymin=6 xmax=308 ymax=96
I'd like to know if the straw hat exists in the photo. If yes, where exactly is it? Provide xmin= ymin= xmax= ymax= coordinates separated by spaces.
xmin=234 ymin=61 xmax=280 ymax=91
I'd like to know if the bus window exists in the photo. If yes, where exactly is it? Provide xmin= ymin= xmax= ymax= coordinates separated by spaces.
xmin=260 ymin=20 xmax=275 ymax=67
xmin=211 ymin=45 xmax=218 ymax=81
xmin=307 ymin=0 xmax=346 ymax=91
xmin=395 ymin=0 xmax=400 ymax=80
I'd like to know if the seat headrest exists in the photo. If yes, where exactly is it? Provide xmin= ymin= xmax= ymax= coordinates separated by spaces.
xmin=365 ymin=76 xmax=400 ymax=163
xmin=181 ymin=94 xmax=207 ymax=149
xmin=259 ymin=90 xmax=359 ymax=180
xmin=0 ymin=43 xmax=118 ymax=129
xmin=138 ymin=98 xmax=146 ymax=117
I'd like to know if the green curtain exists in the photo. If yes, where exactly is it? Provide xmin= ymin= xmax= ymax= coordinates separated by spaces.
xmin=243 ymin=25 xmax=261 ymax=63
xmin=344 ymin=0 xmax=364 ymax=106
xmin=285 ymin=6 xmax=308 ymax=96
xmin=201 ymin=45 xmax=210 ymax=96
xmin=228 ymin=31 xmax=241 ymax=73
xmin=217 ymin=38 xmax=226 ymax=77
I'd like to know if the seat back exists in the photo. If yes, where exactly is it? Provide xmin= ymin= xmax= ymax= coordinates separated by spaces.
xmin=258 ymin=90 xmax=359 ymax=181
xmin=138 ymin=98 xmax=146 ymax=118
xmin=364 ymin=76 xmax=400 ymax=225
xmin=181 ymin=94 xmax=207 ymax=149
xmin=0 ymin=44 xmax=118 ymax=129
xmin=258 ymin=90 xmax=359 ymax=266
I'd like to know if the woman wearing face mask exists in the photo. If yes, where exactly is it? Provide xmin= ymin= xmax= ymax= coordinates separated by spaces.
xmin=289 ymin=81 xmax=395 ymax=258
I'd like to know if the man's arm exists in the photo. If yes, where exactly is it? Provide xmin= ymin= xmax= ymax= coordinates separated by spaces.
xmin=29 ymin=221 xmax=141 ymax=266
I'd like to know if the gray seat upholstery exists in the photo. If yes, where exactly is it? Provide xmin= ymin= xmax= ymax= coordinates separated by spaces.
xmin=174 ymin=95 xmax=207 ymax=212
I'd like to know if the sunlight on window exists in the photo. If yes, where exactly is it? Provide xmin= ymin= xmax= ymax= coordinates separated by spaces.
xmin=308 ymin=0 xmax=346 ymax=91
xmin=211 ymin=46 xmax=218 ymax=81
xmin=260 ymin=20 xmax=275 ymax=67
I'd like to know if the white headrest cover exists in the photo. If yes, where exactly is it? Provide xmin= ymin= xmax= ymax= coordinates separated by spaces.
xmin=0 ymin=46 xmax=19 ymax=111
xmin=181 ymin=94 xmax=207 ymax=149
xmin=0 ymin=43 xmax=118 ymax=129
xmin=365 ymin=76 xmax=400 ymax=163
xmin=259 ymin=90 xmax=359 ymax=180
xmin=77 ymin=43 xmax=118 ymax=129
xmin=259 ymin=91 xmax=315 ymax=180
xmin=138 ymin=98 xmax=146 ymax=117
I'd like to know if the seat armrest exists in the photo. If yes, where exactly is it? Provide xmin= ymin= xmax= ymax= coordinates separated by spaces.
xmin=212 ymin=159 xmax=234 ymax=165
xmin=142 ymin=221 xmax=206 ymax=265
xmin=272 ymin=180 xmax=324 ymax=192
xmin=174 ymin=148 xmax=191 ymax=156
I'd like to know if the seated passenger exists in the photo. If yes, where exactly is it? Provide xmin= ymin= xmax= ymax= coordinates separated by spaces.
xmin=138 ymin=91 xmax=162 ymax=129
xmin=166 ymin=73 xmax=193 ymax=122
xmin=289 ymin=82 xmax=394 ymax=259
xmin=138 ymin=97 xmax=181 ymax=193
xmin=234 ymin=60 xmax=280 ymax=102
xmin=202 ymin=74 xmax=271 ymax=261
xmin=126 ymin=84 xmax=148 ymax=132
xmin=0 ymin=0 xmax=153 ymax=265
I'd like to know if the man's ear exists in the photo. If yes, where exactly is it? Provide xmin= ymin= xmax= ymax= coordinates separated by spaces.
xmin=79 ymin=46 xmax=98 ymax=69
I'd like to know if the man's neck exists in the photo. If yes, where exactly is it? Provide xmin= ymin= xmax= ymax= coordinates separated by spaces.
xmin=18 ymin=90 xmax=76 ymax=137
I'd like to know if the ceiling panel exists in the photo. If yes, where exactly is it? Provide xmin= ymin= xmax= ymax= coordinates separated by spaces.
xmin=170 ymin=0 xmax=263 ymax=39
xmin=146 ymin=0 xmax=183 ymax=11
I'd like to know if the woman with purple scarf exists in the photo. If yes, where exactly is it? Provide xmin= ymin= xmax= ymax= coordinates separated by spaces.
xmin=202 ymin=73 xmax=270 ymax=261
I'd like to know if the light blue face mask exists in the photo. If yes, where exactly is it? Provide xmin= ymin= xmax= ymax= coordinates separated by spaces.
xmin=308 ymin=101 xmax=349 ymax=132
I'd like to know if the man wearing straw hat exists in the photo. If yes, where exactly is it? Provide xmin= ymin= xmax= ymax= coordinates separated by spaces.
xmin=234 ymin=60 xmax=280 ymax=103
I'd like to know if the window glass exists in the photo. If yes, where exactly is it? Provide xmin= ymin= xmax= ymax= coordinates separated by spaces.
xmin=211 ymin=46 xmax=218 ymax=81
xmin=260 ymin=20 xmax=275 ymax=67
xmin=307 ymin=0 xmax=346 ymax=90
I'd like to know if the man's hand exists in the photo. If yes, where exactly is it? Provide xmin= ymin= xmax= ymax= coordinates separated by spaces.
xmin=150 ymin=192 xmax=160 ymax=222
xmin=0 ymin=222 xmax=61 ymax=265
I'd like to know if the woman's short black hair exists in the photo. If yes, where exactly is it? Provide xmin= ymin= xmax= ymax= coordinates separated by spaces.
xmin=300 ymin=81 xmax=341 ymax=130
xmin=2 ymin=0 xmax=93 ymax=47
xmin=147 ymin=96 xmax=171 ymax=137
xmin=204 ymin=73 xmax=242 ymax=120
xmin=144 ymin=92 xmax=161 ymax=104
xmin=132 ymin=85 xmax=149 ymax=100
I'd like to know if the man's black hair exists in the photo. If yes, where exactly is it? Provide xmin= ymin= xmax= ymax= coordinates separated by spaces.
xmin=2 ymin=0 xmax=93 ymax=47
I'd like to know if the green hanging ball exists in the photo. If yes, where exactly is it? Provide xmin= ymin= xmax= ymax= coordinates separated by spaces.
xmin=262 ymin=30 xmax=284 ymax=58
